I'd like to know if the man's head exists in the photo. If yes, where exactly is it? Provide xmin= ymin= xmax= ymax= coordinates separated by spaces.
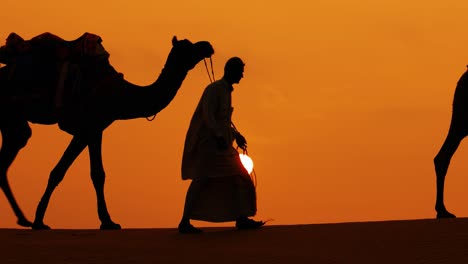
xmin=223 ymin=57 xmax=245 ymax=85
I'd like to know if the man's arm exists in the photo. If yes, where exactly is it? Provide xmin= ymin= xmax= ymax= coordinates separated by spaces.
xmin=231 ymin=122 xmax=247 ymax=151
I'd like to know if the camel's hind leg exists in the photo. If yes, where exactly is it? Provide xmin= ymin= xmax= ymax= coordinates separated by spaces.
xmin=0 ymin=120 xmax=32 ymax=227
xmin=32 ymin=136 xmax=87 ymax=230
xmin=434 ymin=121 xmax=468 ymax=218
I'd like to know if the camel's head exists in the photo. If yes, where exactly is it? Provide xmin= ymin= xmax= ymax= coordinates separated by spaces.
xmin=166 ymin=36 xmax=214 ymax=71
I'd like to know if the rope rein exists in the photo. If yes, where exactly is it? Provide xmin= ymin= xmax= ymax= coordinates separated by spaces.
xmin=147 ymin=57 xmax=215 ymax=122
xmin=204 ymin=57 xmax=215 ymax=83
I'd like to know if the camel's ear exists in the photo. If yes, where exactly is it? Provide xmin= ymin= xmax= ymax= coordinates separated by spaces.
xmin=172 ymin=36 xmax=178 ymax=45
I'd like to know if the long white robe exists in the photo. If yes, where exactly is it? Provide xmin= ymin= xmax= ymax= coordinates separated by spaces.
xmin=181 ymin=78 xmax=256 ymax=222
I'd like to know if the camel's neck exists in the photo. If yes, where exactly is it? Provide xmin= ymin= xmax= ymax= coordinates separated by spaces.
xmin=115 ymin=65 xmax=189 ymax=120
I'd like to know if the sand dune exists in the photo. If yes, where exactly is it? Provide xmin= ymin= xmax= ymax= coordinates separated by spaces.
xmin=2 ymin=218 xmax=468 ymax=264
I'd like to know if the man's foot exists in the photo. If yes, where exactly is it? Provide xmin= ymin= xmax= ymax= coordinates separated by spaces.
xmin=236 ymin=217 xmax=265 ymax=230
xmin=178 ymin=222 xmax=203 ymax=234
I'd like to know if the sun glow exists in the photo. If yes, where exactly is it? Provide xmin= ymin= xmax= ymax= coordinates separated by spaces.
xmin=239 ymin=154 xmax=254 ymax=174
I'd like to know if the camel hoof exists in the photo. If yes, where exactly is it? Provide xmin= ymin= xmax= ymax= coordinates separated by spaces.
xmin=100 ymin=222 xmax=121 ymax=230
xmin=17 ymin=218 xmax=33 ymax=227
xmin=31 ymin=222 xmax=51 ymax=230
xmin=436 ymin=210 xmax=456 ymax=219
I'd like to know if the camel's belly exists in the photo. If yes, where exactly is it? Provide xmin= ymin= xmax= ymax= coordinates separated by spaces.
xmin=27 ymin=106 xmax=59 ymax=125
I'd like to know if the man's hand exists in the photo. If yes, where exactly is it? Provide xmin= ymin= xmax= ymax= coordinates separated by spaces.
xmin=235 ymin=133 xmax=247 ymax=151
xmin=216 ymin=136 xmax=229 ymax=150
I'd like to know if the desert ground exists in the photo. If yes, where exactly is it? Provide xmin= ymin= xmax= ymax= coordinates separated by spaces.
xmin=2 ymin=218 xmax=468 ymax=264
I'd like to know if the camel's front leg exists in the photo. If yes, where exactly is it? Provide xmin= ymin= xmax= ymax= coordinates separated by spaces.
xmin=433 ymin=128 xmax=465 ymax=219
xmin=32 ymin=136 xmax=87 ymax=230
xmin=88 ymin=131 xmax=121 ymax=230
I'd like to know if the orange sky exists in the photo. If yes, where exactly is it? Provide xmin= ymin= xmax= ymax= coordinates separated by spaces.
xmin=1 ymin=0 xmax=468 ymax=229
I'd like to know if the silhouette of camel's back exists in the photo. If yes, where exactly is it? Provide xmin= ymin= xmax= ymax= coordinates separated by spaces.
xmin=0 ymin=32 xmax=108 ymax=64
xmin=0 ymin=32 xmax=113 ymax=92
xmin=0 ymin=32 xmax=121 ymax=127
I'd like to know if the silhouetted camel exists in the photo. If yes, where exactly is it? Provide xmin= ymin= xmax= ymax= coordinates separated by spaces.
xmin=0 ymin=36 xmax=214 ymax=229
xmin=434 ymin=66 xmax=468 ymax=219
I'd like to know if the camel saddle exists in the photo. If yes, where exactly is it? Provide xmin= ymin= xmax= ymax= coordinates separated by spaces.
xmin=0 ymin=32 xmax=109 ymax=64
xmin=0 ymin=32 xmax=121 ymax=132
